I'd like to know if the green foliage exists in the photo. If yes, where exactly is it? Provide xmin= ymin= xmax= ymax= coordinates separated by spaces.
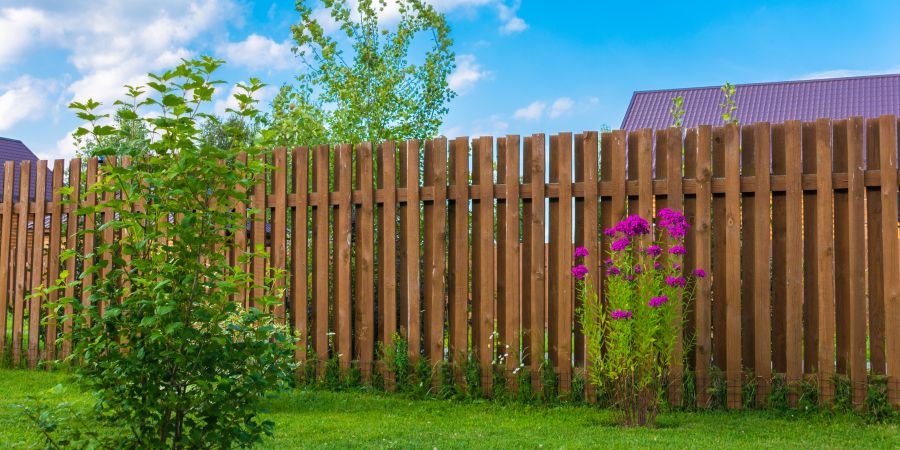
xmin=669 ymin=95 xmax=685 ymax=128
xmin=708 ymin=365 xmax=728 ymax=410
xmin=515 ymin=365 xmax=535 ymax=403
xmin=798 ymin=377 xmax=820 ymax=412
xmin=539 ymin=359 xmax=559 ymax=404
xmin=266 ymin=0 xmax=456 ymax=147
xmin=743 ymin=369 xmax=758 ymax=409
xmin=720 ymin=82 xmax=739 ymax=125
xmin=571 ymin=372 xmax=586 ymax=404
xmin=463 ymin=352 xmax=481 ymax=399
xmin=37 ymin=58 xmax=296 ymax=448
xmin=767 ymin=374 xmax=790 ymax=411
xmin=436 ymin=361 xmax=457 ymax=399
xmin=378 ymin=333 xmax=410 ymax=392
xmin=864 ymin=375 xmax=896 ymax=424
xmin=412 ymin=359 xmax=433 ymax=398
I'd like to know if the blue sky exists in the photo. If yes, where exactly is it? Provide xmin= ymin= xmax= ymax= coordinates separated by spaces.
xmin=2 ymin=0 xmax=900 ymax=160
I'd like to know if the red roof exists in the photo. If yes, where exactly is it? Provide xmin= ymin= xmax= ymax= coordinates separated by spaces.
xmin=622 ymin=73 xmax=900 ymax=130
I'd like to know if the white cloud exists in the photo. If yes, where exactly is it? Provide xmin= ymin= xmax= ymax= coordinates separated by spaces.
xmin=448 ymin=54 xmax=491 ymax=94
xmin=496 ymin=1 xmax=527 ymax=34
xmin=0 ymin=76 xmax=56 ymax=131
xmin=513 ymin=101 xmax=546 ymax=120
xmin=0 ymin=8 xmax=54 ymax=65
xmin=798 ymin=67 xmax=900 ymax=80
xmin=218 ymin=34 xmax=295 ymax=70
xmin=548 ymin=97 xmax=574 ymax=118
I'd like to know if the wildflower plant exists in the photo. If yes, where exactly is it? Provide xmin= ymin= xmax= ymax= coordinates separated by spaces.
xmin=576 ymin=209 xmax=703 ymax=427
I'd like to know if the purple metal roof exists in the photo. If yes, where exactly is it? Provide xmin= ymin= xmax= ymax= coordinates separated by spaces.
xmin=0 ymin=137 xmax=53 ymax=201
xmin=621 ymin=73 xmax=900 ymax=130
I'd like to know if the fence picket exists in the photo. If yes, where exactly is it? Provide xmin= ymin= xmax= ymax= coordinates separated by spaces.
xmin=0 ymin=162 xmax=14 ymax=360
xmin=423 ymin=138 xmax=447 ymax=366
xmin=498 ymin=135 xmax=521 ymax=372
xmin=801 ymin=122 xmax=819 ymax=375
xmin=12 ymin=160 xmax=32 ymax=366
xmin=355 ymin=143 xmax=375 ymax=378
xmin=877 ymin=115 xmax=900 ymax=406
xmin=292 ymin=147 xmax=309 ymax=364
xmin=694 ymin=126 xmax=713 ymax=407
xmin=27 ymin=160 xmax=48 ymax=368
xmin=447 ymin=138 xmax=468 ymax=365
xmin=845 ymin=118 xmax=867 ymax=406
xmin=724 ymin=124 xmax=742 ymax=409
xmin=522 ymin=134 xmax=545 ymax=375
xmin=272 ymin=148 xmax=288 ymax=322
xmin=753 ymin=123 xmax=772 ymax=405
xmin=472 ymin=136 xmax=495 ymax=394
xmin=784 ymin=121 xmax=805 ymax=406
xmin=549 ymin=133 xmax=574 ymax=393
xmin=311 ymin=144 xmax=330 ymax=368
xmin=399 ymin=140 xmax=421 ymax=361
xmin=334 ymin=144 xmax=352 ymax=369
xmin=815 ymin=118 xmax=837 ymax=404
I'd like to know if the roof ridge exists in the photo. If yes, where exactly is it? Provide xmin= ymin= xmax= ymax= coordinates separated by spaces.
xmin=0 ymin=136 xmax=24 ymax=143
xmin=632 ymin=72 xmax=900 ymax=95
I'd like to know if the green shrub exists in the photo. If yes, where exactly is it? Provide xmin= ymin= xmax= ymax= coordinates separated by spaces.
xmin=36 ymin=58 xmax=295 ymax=448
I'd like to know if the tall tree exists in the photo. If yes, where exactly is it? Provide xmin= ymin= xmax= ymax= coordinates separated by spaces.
xmin=265 ymin=0 xmax=456 ymax=147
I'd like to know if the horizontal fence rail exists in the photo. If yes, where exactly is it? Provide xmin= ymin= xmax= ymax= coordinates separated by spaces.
xmin=1 ymin=116 xmax=899 ymax=409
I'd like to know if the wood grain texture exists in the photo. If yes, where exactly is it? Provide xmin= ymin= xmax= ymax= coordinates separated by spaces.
xmin=355 ymin=143 xmax=375 ymax=377
xmin=447 ymin=137 xmax=468 ymax=364
xmin=877 ymin=115 xmax=899 ymax=406
xmin=723 ymin=124 xmax=742 ymax=409
xmin=291 ymin=147 xmax=309 ymax=364
xmin=815 ymin=118 xmax=836 ymax=404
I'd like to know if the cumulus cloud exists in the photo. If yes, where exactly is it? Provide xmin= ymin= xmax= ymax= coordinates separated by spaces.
xmin=497 ymin=1 xmax=527 ymax=34
xmin=448 ymin=54 xmax=492 ymax=94
xmin=0 ymin=7 xmax=55 ymax=65
xmin=0 ymin=76 xmax=56 ymax=131
xmin=218 ymin=34 xmax=295 ymax=71
xmin=548 ymin=97 xmax=573 ymax=118
xmin=513 ymin=101 xmax=546 ymax=120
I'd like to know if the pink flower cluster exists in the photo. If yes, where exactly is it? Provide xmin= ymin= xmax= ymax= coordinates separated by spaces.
xmin=665 ymin=275 xmax=686 ymax=288
xmin=658 ymin=207 xmax=690 ymax=239
xmin=605 ymin=215 xmax=651 ymax=238
xmin=610 ymin=309 xmax=633 ymax=320
xmin=648 ymin=295 xmax=668 ymax=308
xmin=571 ymin=264 xmax=589 ymax=280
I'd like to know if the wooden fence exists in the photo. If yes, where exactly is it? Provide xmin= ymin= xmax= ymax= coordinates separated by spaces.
xmin=1 ymin=116 xmax=898 ymax=410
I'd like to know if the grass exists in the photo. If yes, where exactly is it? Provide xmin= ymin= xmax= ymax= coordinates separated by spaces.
xmin=1 ymin=370 xmax=897 ymax=449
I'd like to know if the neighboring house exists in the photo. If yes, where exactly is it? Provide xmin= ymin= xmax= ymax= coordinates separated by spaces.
xmin=0 ymin=136 xmax=53 ymax=201
xmin=622 ymin=73 xmax=900 ymax=130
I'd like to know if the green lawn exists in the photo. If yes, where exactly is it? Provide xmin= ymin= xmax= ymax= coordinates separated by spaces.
xmin=0 ymin=370 xmax=896 ymax=449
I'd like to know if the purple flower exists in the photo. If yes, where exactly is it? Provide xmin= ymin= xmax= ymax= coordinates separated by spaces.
xmin=603 ymin=228 xmax=617 ymax=237
xmin=574 ymin=247 xmax=589 ymax=258
xmin=658 ymin=208 xmax=690 ymax=239
xmin=693 ymin=268 xmax=707 ymax=278
xmin=648 ymin=295 xmax=669 ymax=308
xmin=607 ymin=266 xmax=621 ymax=276
xmin=615 ymin=215 xmax=651 ymax=236
xmin=604 ymin=258 xmax=614 ymax=266
xmin=645 ymin=245 xmax=662 ymax=256
xmin=665 ymin=275 xmax=686 ymax=288
xmin=624 ymin=275 xmax=634 ymax=281
xmin=633 ymin=264 xmax=642 ymax=274
xmin=571 ymin=264 xmax=589 ymax=280
xmin=611 ymin=236 xmax=631 ymax=252
xmin=610 ymin=309 xmax=633 ymax=320
xmin=672 ymin=263 xmax=682 ymax=271
xmin=669 ymin=245 xmax=687 ymax=255
xmin=653 ymin=261 xmax=662 ymax=270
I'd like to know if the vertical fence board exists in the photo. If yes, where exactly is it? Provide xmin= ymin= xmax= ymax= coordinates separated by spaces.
xmin=833 ymin=121 xmax=851 ymax=376
xmin=549 ymin=133 xmax=574 ymax=392
xmin=292 ymin=147 xmax=309 ymax=364
xmin=574 ymin=132 xmax=598 ymax=369
xmin=0 ymin=162 xmax=14 ymax=359
xmin=694 ymin=126 xmax=713 ymax=407
xmin=447 ymin=138 xmax=468 ymax=364
xmin=522 ymin=135 xmax=545 ymax=373
xmin=399 ymin=140 xmax=421 ymax=361
xmin=472 ymin=136 xmax=495 ymax=394
xmin=740 ymin=125 xmax=757 ymax=372
xmin=666 ymin=127 xmax=685 ymax=405
xmin=723 ymin=124 xmax=742 ymax=409
xmin=355 ymin=143 xmax=375 ymax=378
xmin=865 ymin=119 xmax=885 ymax=376
xmin=272 ymin=148 xmax=288 ymax=322
xmin=423 ymin=138 xmax=447 ymax=365
xmin=61 ymin=159 xmax=81 ymax=358
xmin=711 ymin=128 xmax=727 ymax=371
xmin=27 ymin=160 xmax=48 ymax=368
xmin=250 ymin=154 xmax=266 ymax=310
xmin=333 ymin=144 xmax=352 ymax=369
xmin=771 ymin=124 xmax=788 ymax=375
xmin=878 ymin=115 xmax=900 ymax=406
xmin=845 ymin=118 xmax=867 ymax=406
xmin=233 ymin=153 xmax=248 ymax=307
xmin=377 ymin=142 xmax=398 ymax=353
xmin=12 ymin=160 xmax=32 ymax=366
xmin=753 ymin=123 xmax=772 ymax=405
xmin=815 ymin=118 xmax=836 ymax=404
xmin=99 ymin=157 xmax=116 ymax=318
xmin=801 ymin=122 xmax=819 ymax=374
xmin=784 ymin=121 xmax=805 ymax=406
xmin=311 ymin=144 xmax=330 ymax=366
xmin=498 ymin=135 xmax=521 ymax=371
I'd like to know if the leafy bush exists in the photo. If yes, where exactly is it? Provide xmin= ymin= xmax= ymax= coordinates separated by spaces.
xmin=577 ymin=210 xmax=702 ymax=426
xmin=39 ymin=58 xmax=296 ymax=448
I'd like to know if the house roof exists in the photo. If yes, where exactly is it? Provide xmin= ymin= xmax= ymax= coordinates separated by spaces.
xmin=621 ymin=73 xmax=900 ymax=130
xmin=0 ymin=137 xmax=53 ymax=201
